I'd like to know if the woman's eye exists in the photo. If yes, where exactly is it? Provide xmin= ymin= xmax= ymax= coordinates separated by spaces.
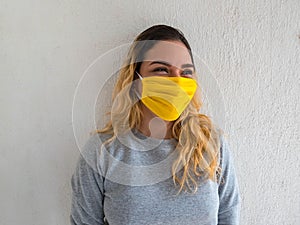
xmin=182 ymin=70 xmax=193 ymax=75
xmin=153 ymin=67 xmax=168 ymax=73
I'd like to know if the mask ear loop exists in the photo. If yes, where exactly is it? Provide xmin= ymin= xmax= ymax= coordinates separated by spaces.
xmin=134 ymin=71 xmax=142 ymax=99
xmin=135 ymin=71 xmax=143 ymax=80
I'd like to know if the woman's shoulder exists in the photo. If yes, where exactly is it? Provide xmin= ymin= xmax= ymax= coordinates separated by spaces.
xmin=212 ymin=127 xmax=232 ymax=158
xmin=216 ymin=131 xmax=239 ymax=185
xmin=75 ymin=131 xmax=114 ymax=172
xmin=218 ymin=132 xmax=234 ymax=161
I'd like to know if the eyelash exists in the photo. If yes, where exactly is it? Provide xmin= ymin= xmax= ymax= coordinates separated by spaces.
xmin=152 ymin=67 xmax=193 ymax=75
xmin=153 ymin=67 xmax=168 ymax=73
xmin=182 ymin=70 xmax=193 ymax=75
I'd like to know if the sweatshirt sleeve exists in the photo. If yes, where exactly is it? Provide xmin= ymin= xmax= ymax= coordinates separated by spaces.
xmin=70 ymin=135 xmax=106 ymax=225
xmin=217 ymin=136 xmax=242 ymax=225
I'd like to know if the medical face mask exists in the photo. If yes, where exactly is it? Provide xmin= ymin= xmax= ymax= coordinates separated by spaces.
xmin=135 ymin=72 xmax=197 ymax=121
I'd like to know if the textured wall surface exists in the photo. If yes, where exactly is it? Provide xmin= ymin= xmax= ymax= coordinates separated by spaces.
xmin=1 ymin=0 xmax=299 ymax=224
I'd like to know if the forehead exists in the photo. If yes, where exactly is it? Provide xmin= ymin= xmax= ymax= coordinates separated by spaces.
xmin=143 ymin=40 xmax=192 ymax=67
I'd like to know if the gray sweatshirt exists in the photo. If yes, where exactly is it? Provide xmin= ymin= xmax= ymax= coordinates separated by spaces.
xmin=70 ymin=128 xmax=241 ymax=225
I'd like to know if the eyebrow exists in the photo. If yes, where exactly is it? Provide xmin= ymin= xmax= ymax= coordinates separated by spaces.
xmin=149 ymin=60 xmax=195 ymax=69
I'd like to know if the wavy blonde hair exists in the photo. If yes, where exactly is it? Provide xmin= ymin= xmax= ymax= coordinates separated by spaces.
xmin=96 ymin=25 xmax=223 ymax=194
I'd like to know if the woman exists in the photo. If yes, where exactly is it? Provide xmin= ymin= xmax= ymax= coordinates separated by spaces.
xmin=70 ymin=25 xmax=241 ymax=225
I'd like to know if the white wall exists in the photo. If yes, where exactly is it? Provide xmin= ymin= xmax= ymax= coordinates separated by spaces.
xmin=1 ymin=0 xmax=299 ymax=224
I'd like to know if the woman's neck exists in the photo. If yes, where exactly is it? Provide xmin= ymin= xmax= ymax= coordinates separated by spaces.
xmin=137 ymin=105 xmax=174 ymax=139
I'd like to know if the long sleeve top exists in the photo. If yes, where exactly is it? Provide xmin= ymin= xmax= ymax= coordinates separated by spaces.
xmin=70 ymin=128 xmax=241 ymax=225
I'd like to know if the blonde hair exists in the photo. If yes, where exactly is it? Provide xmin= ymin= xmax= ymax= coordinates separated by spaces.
xmin=96 ymin=25 xmax=223 ymax=194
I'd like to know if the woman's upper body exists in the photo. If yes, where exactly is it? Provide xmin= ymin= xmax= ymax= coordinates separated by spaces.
xmin=70 ymin=24 xmax=241 ymax=224
xmin=70 ymin=128 xmax=241 ymax=225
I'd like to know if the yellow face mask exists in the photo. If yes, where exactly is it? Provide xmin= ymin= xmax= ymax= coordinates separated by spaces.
xmin=135 ymin=72 xmax=197 ymax=121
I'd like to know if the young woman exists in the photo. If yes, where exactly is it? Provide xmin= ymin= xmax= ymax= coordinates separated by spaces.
xmin=70 ymin=25 xmax=241 ymax=225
